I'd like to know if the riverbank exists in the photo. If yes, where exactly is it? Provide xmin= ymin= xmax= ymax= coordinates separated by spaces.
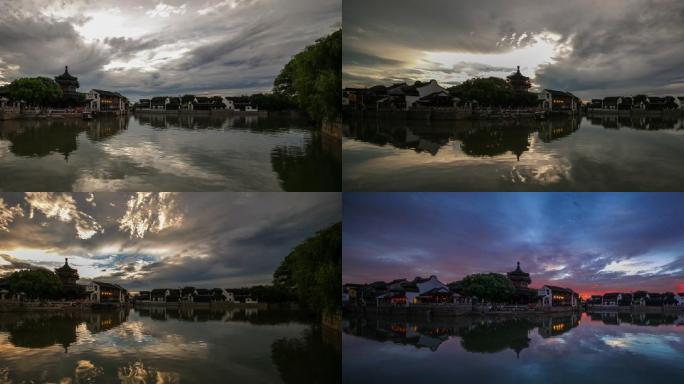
xmin=0 ymin=300 xmax=129 ymax=312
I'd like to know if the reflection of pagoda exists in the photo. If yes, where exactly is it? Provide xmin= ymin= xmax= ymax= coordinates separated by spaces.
xmin=507 ymin=66 xmax=531 ymax=93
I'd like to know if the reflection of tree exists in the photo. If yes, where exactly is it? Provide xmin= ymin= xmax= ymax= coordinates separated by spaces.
xmin=271 ymin=132 xmax=341 ymax=191
xmin=133 ymin=307 xmax=315 ymax=325
xmin=459 ymin=319 xmax=535 ymax=358
xmin=0 ymin=118 xmax=126 ymax=160
xmin=459 ymin=126 xmax=532 ymax=160
xmin=271 ymin=326 xmax=341 ymax=384
xmin=6 ymin=315 xmax=80 ymax=351
xmin=1 ymin=310 xmax=128 ymax=352
xmin=118 ymin=361 xmax=180 ymax=384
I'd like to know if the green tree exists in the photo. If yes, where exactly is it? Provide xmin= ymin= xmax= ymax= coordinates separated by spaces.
xmin=7 ymin=269 xmax=63 ymax=300
xmin=448 ymin=77 xmax=539 ymax=107
xmin=274 ymin=29 xmax=341 ymax=123
xmin=273 ymin=222 xmax=341 ymax=316
xmin=6 ymin=77 xmax=63 ymax=108
xmin=459 ymin=273 xmax=516 ymax=303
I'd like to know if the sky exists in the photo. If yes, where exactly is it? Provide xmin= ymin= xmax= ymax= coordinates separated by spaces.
xmin=343 ymin=0 xmax=684 ymax=99
xmin=0 ymin=0 xmax=340 ymax=101
xmin=343 ymin=193 xmax=684 ymax=298
xmin=0 ymin=192 xmax=340 ymax=291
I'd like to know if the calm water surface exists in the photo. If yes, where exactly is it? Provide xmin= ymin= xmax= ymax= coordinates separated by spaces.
xmin=343 ymin=115 xmax=684 ymax=191
xmin=0 ymin=307 xmax=340 ymax=383
xmin=0 ymin=114 xmax=340 ymax=191
xmin=343 ymin=312 xmax=684 ymax=383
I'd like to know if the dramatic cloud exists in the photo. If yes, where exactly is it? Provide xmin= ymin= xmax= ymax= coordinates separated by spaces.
xmin=0 ymin=0 xmax=340 ymax=100
xmin=0 ymin=193 xmax=340 ymax=290
xmin=343 ymin=193 xmax=684 ymax=297
xmin=343 ymin=0 xmax=684 ymax=98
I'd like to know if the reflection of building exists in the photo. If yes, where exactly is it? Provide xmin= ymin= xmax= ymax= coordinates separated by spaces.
xmin=538 ymin=314 xmax=579 ymax=337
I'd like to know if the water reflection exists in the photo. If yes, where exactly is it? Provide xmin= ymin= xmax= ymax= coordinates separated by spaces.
xmin=0 ymin=308 xmax=340 ymax=384
xmin=343 ymin=312 xmax=684 ymax=383
xmin=344 ymin=313 xmax=582 ymax=357
xmin=343 ymin=115 xmax=684 ymax=191
xmin=0 ymin=114 xmax=340 ymax=191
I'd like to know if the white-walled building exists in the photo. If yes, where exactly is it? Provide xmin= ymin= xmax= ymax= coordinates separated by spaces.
xmin=538 ymin=285 xmax=578 ymax=308
xmin=86 ymin=281 xmax=127 ymax=303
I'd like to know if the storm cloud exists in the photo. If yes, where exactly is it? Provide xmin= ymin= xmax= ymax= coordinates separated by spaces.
xmin=0 ymin=0 xmax=340 ymax=100
xmin=343 ymin=0 xmax=684 ymax=98
xmin=343 ymin=193 xmax=684 ymax=297
xmin=0 ymin=192 xmax=341 ymax=291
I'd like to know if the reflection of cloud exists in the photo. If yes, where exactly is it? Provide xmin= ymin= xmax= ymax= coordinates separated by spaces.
xmin=118 ymin=361 xmax=180 ymax=384
xmin=118 ymin=193 xmax=184 ymax=239
xmin=0 ymin=198 xmax=23 ymax=232
xmin=100 ymin=141 xmax=225 ymax=183
xmin=24 ymin=193 xmax=103 ymax=240
xmin=602 ymin=333 xmax=682 ymax=359
xmin=74 ymin=360 xmax=104 ymax=384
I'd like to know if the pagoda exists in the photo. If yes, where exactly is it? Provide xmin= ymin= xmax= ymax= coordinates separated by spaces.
xmin=55 ymin=258 xmax=79 ymax=291
xmin=54 ymin=66 xmax=80 ymax=106
xmin=506 ymin=66 xmax=531 ymax=93
xmin=507 ymin=261 xmax=531 ymax=288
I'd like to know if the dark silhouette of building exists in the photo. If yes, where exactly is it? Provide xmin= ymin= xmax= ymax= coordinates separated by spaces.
xmin=507 ymin=261 xmax=531 ymax=288
xmin=54 ymin=66 xmax=80 ymax=106
xmin=55 ymin=258 xmax=80 ymax=296
xmin=507 ymin=66 xmax=531 ymax=93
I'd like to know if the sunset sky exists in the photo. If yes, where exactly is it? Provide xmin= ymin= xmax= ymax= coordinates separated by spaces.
xmin=0 ymin=192 xmax=340 ymax=290
xmin=343 ymin=193 xmax=684 ymax=298
xmin=343 ymin=0 xmax=684 ymax=99
xmin=0 ymin=0 xmax=340 ymax=100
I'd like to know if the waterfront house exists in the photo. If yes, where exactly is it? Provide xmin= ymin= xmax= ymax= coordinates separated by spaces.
xmin=539 ymin=89 xmax=580 ymax=112
xmin=192 ymin=288 xmax=213 ymax=303
xmin=88 ymin=90 xmax=128 ymax=113
xmin=632 ymin=291 xmax=649 ymax=306
xmin=225 ymin=96 xmax=256 ymax=112
xmin=676 ymin=97 xmax=684 ymax=110
xmin=602 ymin=97 xmax=620 ymax=110
xmin=588 ymin=295 xmax=603 ymax=305
xmin=86 ymin=281 xmax=127 ymax=304
xmin=602 ymin=293 xmax=621 ymax=306
xmin=675 ymin=293 xmax=684 ymax=306
xmin=646 ymin=292 xmax=664 ymax=306
xmin=377 ymin=275 xmax=448 ymax=306
xmin=138 ymin=291 xmax=151 ymax=301
xmin=165 ymin=289 xmax=181 ymax=302
xmin=645 ymin=97 xmax=666 ymax=111
xmin=415 ymin=287 xmax=452 ymax=303
xmin=588 ymin=99 xmax=603 ymax=110
xmin=538 ymin=285 xmax=579 ymax=307
xmin=150 ymin=97 xmax=167 ymax=110
xmin=151 ymin=288 xmax=167 ymax=302
xmin=618 ymin=97 xmax=633 ymax=110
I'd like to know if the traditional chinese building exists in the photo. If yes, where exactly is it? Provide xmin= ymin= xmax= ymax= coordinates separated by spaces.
xmin=507 ymin=262 xmax=531 ymax=288
xmin=54 ymin=66 xmax=80 ymax=106
xmin=55 ymin=258 xmax=80 ymax=293
xmin=507 ymin=66 xmax=531 ymax=93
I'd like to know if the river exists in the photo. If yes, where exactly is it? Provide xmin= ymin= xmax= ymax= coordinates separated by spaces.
xmin=0 ymin=307 xmax=340 ymax=383
xmin=343 ymin=115 xmax=684 ymax=191
xmin=0 ymin=113 xmax=341 ymax=191
xmin=342 ymin=311 xmax=684 ymax=383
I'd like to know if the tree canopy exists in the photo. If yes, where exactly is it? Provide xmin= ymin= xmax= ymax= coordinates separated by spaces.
xmin=273 ymin=222 xmax=341 ymax=316
xmin=5 ymin=77 xmax=63 ymax=107
xmin=459 ymin=273 xmax=516 ymax=303
xmin=448 ymin=77 xmax=538 ymax=108
xmin=6 ymin=269 xmax=63 ymax=300
xmin=274 ymin=29 xmax=341 ymax=123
